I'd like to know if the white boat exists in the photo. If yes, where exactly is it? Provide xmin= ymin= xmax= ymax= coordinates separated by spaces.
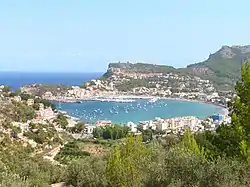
xmin=97 ymin=98 xmax=135 ymax=103
xmin=149 ymin=98 xmax=158 ymax=103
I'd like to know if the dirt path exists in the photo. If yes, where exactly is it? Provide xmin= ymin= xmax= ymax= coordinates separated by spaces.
xmin=43 ymin=146 xmax=61 ymax=164
xmin=43 ymin=141 xmax=67 ymax=165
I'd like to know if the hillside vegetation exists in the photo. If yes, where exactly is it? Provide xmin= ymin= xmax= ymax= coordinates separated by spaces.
xmin=105 ymin=45 xmax=250 ymax=91
xmin=21 ymin=84 xmax=71 ymax=97
xmin=3 ymin=61 xmax=250 ymax=186
xmin=186 ymin=45 xmax=250 ymax=90
xmin=108 ymin=62 xmax=176 ymax=73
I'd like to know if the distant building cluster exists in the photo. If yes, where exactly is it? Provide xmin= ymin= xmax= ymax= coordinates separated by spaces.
xmin=136 ymin=116 xmax=203 ymax=134
xmin=124 ymin=112 xmax=231 ymax=135
xmin=78 ymin=110 xmax=231 ymax=139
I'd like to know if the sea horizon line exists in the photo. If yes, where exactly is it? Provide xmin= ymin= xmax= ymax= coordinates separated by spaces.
xmin=0 ymin=71 xmax=104 ymax=74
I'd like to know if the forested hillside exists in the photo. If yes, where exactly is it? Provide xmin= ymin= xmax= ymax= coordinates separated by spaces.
xmin=186 ymin=45 xmax=250 ymax=90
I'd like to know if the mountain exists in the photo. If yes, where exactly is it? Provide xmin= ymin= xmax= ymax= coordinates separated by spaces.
xmin=185 ymin=45 xmax=250 ymax=90
xmin=102 ymin=62 xmax=177 ymax=78
xmin=104 ymin=45 xmax=250 ymax=91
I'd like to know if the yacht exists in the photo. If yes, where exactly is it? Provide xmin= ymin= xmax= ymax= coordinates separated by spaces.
xmin=149 ymin=98 xmax=158 ymax=103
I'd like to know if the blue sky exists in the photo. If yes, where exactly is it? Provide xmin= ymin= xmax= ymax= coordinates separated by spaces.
xmin=0 ymin=0 xmax=250 ymax=72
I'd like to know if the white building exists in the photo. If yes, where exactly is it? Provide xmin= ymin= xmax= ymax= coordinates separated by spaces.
xmin=155 ymin=116 xmax=200 ymax=132
xmin=13 ymin=95 xmax=22 ymax=102
xmin=138 ymin=120 xmax=156 ymax=131
xmin=156 ymin=121 xmax=169 ymax=131
xmin=43 ymin=92 xmax=53 ymax=98
xmin=127 ymin=122 xmax=137 ymax=133
xmin=138 ymin=121 xmax=149 ymax=130
xmin=212 ymin=92 xmax=219 ymax=98
xmin=84 ymin=125 xmax=96 ymax=134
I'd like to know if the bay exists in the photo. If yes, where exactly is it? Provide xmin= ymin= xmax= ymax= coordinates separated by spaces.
xmin=57 ymin=99 xmax=222 ymax=124
xmin=0 ymin=71 xmax=223 ymax=124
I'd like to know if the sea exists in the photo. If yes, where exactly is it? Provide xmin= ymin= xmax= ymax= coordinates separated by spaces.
xmin=0 ymin=72 xmax=222 ymax=124
xmin=0 ymin=72 xmax=103 ymax=90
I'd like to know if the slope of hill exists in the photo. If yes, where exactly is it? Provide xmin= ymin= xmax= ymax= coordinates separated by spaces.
xmin=186 ymin=45 xmax=250 ymax=90
xmin=104 ymin=45 xmax=250 ymax=91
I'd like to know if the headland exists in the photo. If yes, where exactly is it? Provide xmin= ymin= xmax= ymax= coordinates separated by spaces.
xmin=21 ymin=62 xmax=231 ymax=107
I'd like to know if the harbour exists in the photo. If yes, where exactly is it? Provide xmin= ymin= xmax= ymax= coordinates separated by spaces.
xmin=55 ymin=98 xmax=223 ymax=125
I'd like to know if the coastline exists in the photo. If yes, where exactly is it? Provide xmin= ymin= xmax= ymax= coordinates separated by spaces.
xmin=55 ymin=94 xmax=227 ymax=125
xmin=52 ymin=94 xmax=227 ymax=111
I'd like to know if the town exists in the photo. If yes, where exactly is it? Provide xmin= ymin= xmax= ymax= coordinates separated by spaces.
xmin=12 ymin=62 xmax=235 ymax=146
xmin=1 ymin=1 xmax=250 ymax=185
xmin=22 ymin=62 xmax=233 ymax=109
xmin=0 ymin=81 xmax=232 ymax=149
xmin=0 ymin=64 xmax=236 ymax=187
xmin=79 ymin=110 xmax=231 ymax=139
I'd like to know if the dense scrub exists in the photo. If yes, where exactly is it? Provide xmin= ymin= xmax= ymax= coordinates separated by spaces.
xmin=93 ymin=124 xmax=130 ymax=140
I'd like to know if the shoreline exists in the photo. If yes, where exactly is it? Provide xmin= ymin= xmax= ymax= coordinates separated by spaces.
xmin=52 ymin=94 xmax=227 ymax=110
xmin=56 ymin=95 xmax=228 ymax=125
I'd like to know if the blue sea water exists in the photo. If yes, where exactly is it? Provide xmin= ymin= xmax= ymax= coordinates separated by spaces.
xmin=57 ymin=99 xmax=222 ymax=124
xmin=0 ymin=71 xmax=222 ymax=123
xmin=0 ymin=72 xmax=103 ymax=90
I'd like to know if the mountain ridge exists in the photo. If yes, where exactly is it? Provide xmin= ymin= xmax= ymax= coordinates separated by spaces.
xmin=105 ymin=45 xmax=250 ymax=91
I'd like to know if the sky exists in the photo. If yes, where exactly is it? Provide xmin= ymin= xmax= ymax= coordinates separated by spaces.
xmin=0 ymin=0 xmax=250 ymax=72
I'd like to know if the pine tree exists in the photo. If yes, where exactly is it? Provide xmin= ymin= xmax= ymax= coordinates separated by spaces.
xmin=215 ymin=60 xmax=250 ymax=160
xmin=106 ymin=135 xmax=150 ymax=187
xmin=180 ymin=128 xmax=204 ymax=156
